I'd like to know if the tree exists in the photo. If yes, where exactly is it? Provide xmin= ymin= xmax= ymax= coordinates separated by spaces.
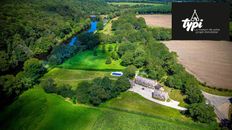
xmin=57 ymin=84 xmax=74 ymax=98
xmin=93 ymin=48 xmax=97 ymax=56
xmin=102 ymin=44 xmax=106 ymax=53
xmin=111 ymin=51 xmax=119 ymax=60
xmin=108 ymin=45 xmax=113 ymax=52
xmin=121 ymin=51 xmax=134 ymax=66
xmin=41 ymin=78 xmax=57 ymax=93
xmin=23 ymin=58 xmax=46 ymax=81
xmin=188 ymin=103 xmax=216 ymax=123
xmin=115 ymin=76 xmax=131 ymax=92
xmin=97 ymin=21 xmax=104 ymax=30
xmin=185 ymin=85 xmax=204 ymax=104
xmin=105 ymin=56 xmax=112 ymax=64
xmin=123 ymin=65 xmax=137 ymax=79
xmin=0 ymin=75 xmax=19 ymax=96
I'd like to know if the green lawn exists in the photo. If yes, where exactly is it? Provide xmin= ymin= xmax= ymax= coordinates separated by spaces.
xmin=41 ymin=68 xmax=115 ymax=87
xmin=163 ymin=86 xmax=188 ymax=107
xmin=101 ymin=91 xmax=190 ymax=122
xmin=0 ymin=87 xmax=215 ymax=130
xmin=59 ymin=44 xmax=124 ymax=71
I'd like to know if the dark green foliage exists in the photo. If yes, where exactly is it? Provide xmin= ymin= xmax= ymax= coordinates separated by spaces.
xmin=0 ymin=75 xmax=21 ymax=96
xmin=57 ymin=84 xmax=74 ymax=98
xmin=102 ymin=44 xmax=106 ymax=53
xmin=97 ymin=20 xmax=104 ymax=30
xmin=121 ymin=51 xmax=134 ymax=66
xmin=105 ymin=56 xmax=112 ymax=64
xmin=41 ymin=78 xmax=57 ymax=93
xmin=78 ymin=33 xmax=100 ymax=49
xmin=108 ymin=45 xmax=113 ymax=52
xmin=114 ymin=76 xmax=131 ymax=92
xmin=93 ymin=48 xmax=98 ymax=56
xmin=149 ymin=27 xmax=171 ymax=40
xmin=185 ymin=86 xmax=204 ymax=104
xmin=48 ymin=44 xmax=79 ymax=65
xmin=0 ymin=0 xmax=113 ymax=73
xmin=188 ymin=103 xmax=216 ymax=123
xmin=76 ymin=76 xmax=130 ymax=106
xmin=111 ymin=51 xmax=119 ymax=60
xmin=123 ymin=65 xmax=137 ymax=79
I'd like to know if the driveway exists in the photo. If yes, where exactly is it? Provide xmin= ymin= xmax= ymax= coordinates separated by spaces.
xmin=202 ymin=91 xmax=232 ymax=120
xmin=129 ymin=84 xmax=187 ymax=111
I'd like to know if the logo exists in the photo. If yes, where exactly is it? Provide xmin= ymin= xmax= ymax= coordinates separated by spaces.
xmin=172 ymin=3 xmax=229 ymax=40
xmin=182 ymin=10 xmax=203 ymax=32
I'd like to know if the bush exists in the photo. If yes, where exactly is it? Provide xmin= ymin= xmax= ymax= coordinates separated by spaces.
xmin=123 ymin=65 xmax=137 ymax=79
xmin=111 ymin=51 xmax=119 ymax=60
xmin=188 ymin=103 xmax=216 ymax=123
xmin=108 ymin=45 xmax=113 ymax=52
xmin=76 ymin=76 xmax=130 ymax=106
xmin=57 ymin=84 xmax=74 ymax=98
xmin=41 ymin=78 xmax=57 ymax=93
xmin=105 ymin=56 xmax=112 ymax=64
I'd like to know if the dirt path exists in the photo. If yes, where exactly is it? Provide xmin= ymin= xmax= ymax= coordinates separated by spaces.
xmin=164 ymin=40 xmax=232 ymax=89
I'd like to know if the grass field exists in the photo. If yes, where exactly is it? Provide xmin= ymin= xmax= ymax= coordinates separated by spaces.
xmin=41 ymin=68 xmax=115 ymax=87
xmin=101 ymin=91 xmax=190 ymax=121
xmin=60 ymin=44 xmax=124 ymax=71
xmin=0 ymin=88 xmax=215 ymax=130
xmin=42 ymin=43 xmax=124 ymax=87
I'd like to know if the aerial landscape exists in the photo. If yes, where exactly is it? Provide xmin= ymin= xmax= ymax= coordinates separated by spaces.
xmin=0 ymin=0 xmax=232 ymax=130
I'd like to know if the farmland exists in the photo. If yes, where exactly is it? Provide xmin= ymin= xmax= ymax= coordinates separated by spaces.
xmin=137 ymin=14 xmax=171 ymax=28
xmin=139 ymin=14 xmax=232 ymax=90
xmin=0 ymin=87 xmax=214 ymax=130
xmin=164 ymin=40 xmax=232 ymax=90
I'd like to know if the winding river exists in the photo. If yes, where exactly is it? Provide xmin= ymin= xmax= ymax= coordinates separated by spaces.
xmin=68 ymin=21 xmax=98 ymax=46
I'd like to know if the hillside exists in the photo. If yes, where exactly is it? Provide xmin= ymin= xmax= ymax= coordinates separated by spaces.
xmin=0 ymin=87 xmax=214 ymax=130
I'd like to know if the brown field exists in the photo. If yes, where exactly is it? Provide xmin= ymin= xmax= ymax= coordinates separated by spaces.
xmin=163 ymin=40 xmax=232 ymax=89
xmin=136 ymin=14 xmax=171 ymax=28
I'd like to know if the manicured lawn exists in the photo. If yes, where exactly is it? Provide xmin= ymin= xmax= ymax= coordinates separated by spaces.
xmin=0 ymin=88 xmax=214 ymax=130
xmin=41 ymin=68 xmax=115 ymax=87
xmin=101 ymin=91 xmax=190 ymax=122
xmin=163 ymin=86 xmax=188 ymax=107
xmin=59 ymin=44 xmax=124 ymax=71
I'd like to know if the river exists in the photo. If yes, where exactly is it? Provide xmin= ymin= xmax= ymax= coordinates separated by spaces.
xmin=68 ymin=21 xmax=98 ymax=46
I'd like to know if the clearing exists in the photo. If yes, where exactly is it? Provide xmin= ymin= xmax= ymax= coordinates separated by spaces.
xmin=60 ymin=44 xmax=124 ymax=71
xmin=164 ymin=40 xmax=232 ymax=90
xmin=137 ymin=14 xmax=171 ymax=28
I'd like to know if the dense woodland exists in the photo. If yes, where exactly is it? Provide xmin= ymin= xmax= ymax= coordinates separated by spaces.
xmin=0 ymin=0 xmax=117 ymax=74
